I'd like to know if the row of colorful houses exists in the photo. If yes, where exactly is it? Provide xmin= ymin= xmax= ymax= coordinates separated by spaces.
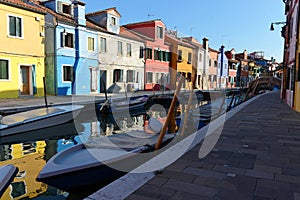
xmin=0 ymin=0 xmax=278 ymax=98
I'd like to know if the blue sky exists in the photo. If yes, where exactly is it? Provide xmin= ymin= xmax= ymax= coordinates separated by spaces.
xmin=83 ymin=0 xmax=286 ymax=62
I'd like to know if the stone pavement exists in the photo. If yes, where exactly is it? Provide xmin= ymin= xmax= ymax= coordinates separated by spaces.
xmin=124 ymin=91 xmax=300 ymax=200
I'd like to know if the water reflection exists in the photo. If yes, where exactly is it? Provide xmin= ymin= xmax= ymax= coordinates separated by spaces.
xmin=0 ymin=108 xmax=165 ymax=199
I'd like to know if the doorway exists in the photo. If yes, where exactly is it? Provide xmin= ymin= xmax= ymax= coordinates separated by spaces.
xmin=100 ymin=70 xmax=107 ymax=93
xmin=20 ymin=65 xmax=31 ymax=95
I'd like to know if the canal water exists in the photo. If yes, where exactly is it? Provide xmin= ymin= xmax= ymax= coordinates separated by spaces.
xmin=0 ymin=104 xmax=173 ymax=200
xmin=0 ymin=92 xmax=241 ymax=199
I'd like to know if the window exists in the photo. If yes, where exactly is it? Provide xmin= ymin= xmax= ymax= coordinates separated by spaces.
xmin=88 ymin=37 xmax=94 ymax=51
xmin=178 ymin=50 xmax=182 ymax=62
xmin=139 ymin=46 xmax=144 ymax=58
xmin=100 ymin=37 xmax=106 ymax=53
xmin=188 ymin=52 xmax=192 ymax=64
xmin=58 ymin=2 xmax=73 ymax=15
xmin=62 ymin=32 xmax=74 ymax=48
xmin=214 ymin=60 xmax=218 ymax=67
xmin=155 ymin=73 xmax=160 ymax=83
xmin=156 ymin=26 xmax=163 ymax=39
xmin=0 ymin=59 xmax=9 ymax=80
xmin=126 ymin=43 xmax=132 ymax=57
xmin=146 ymin=48 xmax=152 ymax=59
xmin=63 ymin=65 xmax=73 ymax=82
xmin=199 ymin=53 xmax=202 ymax=62
xmin=9 ymin=16 xmax=22 ymax=37
xmin=162 ymin=51 xmax=167 ymax=61
xmin=146 ymin=72 xmax=153 ymax=83
xmin=127 ymin=70 xmax=135 ymax=82
xmin=209 ymin=59 xmax=212 ymax=66
xmin=154 ymin=49 xmax=162 ymax=61
xmin=117 ymin=41 xmax=123 ymax=55
xmin=62 ymin=4 xmax=71 ymax=14
xmin=111 ymin=16 xmax=116 ymax=25
xmin=113 ymin=69 xmax=123 ymax=82
xmin=187 ymin=73 xmax=192 ymax=82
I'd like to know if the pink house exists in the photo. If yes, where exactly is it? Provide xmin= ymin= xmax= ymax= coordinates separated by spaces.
xmin=124 ymin=19 xmax=171 ymax=90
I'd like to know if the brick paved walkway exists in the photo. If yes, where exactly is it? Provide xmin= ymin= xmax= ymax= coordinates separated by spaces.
xmin=125 ymin=91 xmax=300 ymax=200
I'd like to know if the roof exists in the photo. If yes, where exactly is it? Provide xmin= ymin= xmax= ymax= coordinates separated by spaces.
xmin=124 ymin=19 xmax=163 ymax=27
xmin=86 ymin=7 xmax=121 ymax=17
xmin=209 ymin=47 xmax=219 ymax=53
xmin=119 ymin=26 xmax=146 ymax=43
xmin=122 ymin=27 xmax=155 ymax=42
xmin=0 ymin=0 xmax=46 ymax=14
xmin=27 ymin=0 xmax=77 ymax=25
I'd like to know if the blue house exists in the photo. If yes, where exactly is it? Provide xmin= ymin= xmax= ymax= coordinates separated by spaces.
xmin=40 ymin=0 xmax=99 ymax=95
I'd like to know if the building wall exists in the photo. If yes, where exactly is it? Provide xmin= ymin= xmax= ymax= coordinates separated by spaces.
xmin=208 ymin=50 xmax=218 ymax=89
xmin=0 ymin=3 xmax=45 ymax=98
xmin=177 ymin=44 xmax=193 ymax=89
xmin=98 ymin=31 xmax=145 ymax=92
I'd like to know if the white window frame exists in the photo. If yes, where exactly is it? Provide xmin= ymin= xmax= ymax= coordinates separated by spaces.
xmin=156 ymin=26 xmax=163 ymax=39
xmin=7 ymin=14 xmax=23 ymax=39
xmin=62 ymin=31 xmax=74 ymax=48
xmin=100 ymin=37 xmax=107 ymax=53
xmin=57 ymin=1 xmax=74 ymax=16
xmin=62 ymin=65 xmax=73 ymax=83
xmin=111 ymin=16 xmax=116 ymax=26
xmin=117 ymin=41 xmax=123 ymax=56
xmin=126 ymin=43 xmax=132 ymax=57
xmin=0 ymin=58 xmax=10 ymax=81
xmin=87 ymin=37 xmax=95 ymax=52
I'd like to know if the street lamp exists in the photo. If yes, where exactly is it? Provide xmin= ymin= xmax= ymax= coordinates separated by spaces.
xmin=270 ymin=22 xmax=286 ymax=31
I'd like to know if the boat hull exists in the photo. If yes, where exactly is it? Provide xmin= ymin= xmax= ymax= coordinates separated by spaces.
xmin=37 ymin=133 xmax=175 ymax=192
xmin=0 ymin=164 xmax=18 ymax=198
xmin=0 ymin=105 xmax=83 ymax=136
xmin=99 ymin=95 xmax=148 ymax=114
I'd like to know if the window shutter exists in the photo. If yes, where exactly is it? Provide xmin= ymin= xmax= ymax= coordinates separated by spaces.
xmin=57 ymin=1 xmax=62 ymax=13
xmin=61 ymin=32 xmax=65 ymax=47
xmin=70 ymin=4 xmax=74 ymax=16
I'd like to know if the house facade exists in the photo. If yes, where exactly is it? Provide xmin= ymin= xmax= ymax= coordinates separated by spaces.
xmin=0 ymin=0 xmax=46 ymax=98
xmin=208 ymin=47 xmax=219 ymax=89
xmin=225 ymin=48 xmax=238 ymax=88
xmin=176 ymin=39 xmax=194 ymax=89
xmin=41 ymin=0 xmax=99 ymax=95
xmin=282 ymin=0 xmax=299 ymax=110
xmin=86 ymin=8 xmax=145 ymax=93
xmin=125 ymin=19 xmax=171 ymax=91
xmin=217 ymin=45 xmax=229 ymax=88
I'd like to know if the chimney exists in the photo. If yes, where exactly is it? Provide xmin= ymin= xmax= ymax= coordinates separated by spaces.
xmin=73 ymin=0 xmax=86 ymax=26
xmin=203 ymin=37 xmax=209 ymax=50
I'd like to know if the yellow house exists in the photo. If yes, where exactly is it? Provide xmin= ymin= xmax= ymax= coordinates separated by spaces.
xmin=177 ymin=42 xmax=195 ymax=89
xmin=0 ymin=0 xmax=46 ymax=98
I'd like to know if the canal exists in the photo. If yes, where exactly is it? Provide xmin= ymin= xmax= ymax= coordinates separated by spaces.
xmin=0 ymin=90 xmax=243 ymax=199
xmin=0 ymin=101 xmax=176 ymax=199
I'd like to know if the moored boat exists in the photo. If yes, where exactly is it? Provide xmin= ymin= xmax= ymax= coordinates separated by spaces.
xmin=98 ymin=95 xmax=149 ymax=114
xmin=0 ymin=105 xmax=84 ymax=136
xmin=0 ymin=164 xmax=18 ymax=198
xmin=36 ymin=131 xmax=176 ymax=192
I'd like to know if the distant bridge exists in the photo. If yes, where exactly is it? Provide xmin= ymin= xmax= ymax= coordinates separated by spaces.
xmin=245 ymin=76 xmax=281 ymax=99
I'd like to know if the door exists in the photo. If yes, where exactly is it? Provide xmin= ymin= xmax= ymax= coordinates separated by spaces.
xmin=100 ymin=70 xmax=107 ymax=93
xmin=20 ymin=66 xmax=30 ymax=95
xmin=90 ymin=67 xmax=98 ymax=92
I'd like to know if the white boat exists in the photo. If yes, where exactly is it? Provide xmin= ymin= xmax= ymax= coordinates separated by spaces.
xmin=0 ymin=164 xmax=18 ymax=198
xmin=0 ymin=105 xmax=84 ymax=136
xmin=36 ymin=131 xmax=176 ymax=192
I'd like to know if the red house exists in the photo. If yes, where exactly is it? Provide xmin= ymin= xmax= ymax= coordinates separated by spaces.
xmin=124 ymin=19 xmax=171 ymax=90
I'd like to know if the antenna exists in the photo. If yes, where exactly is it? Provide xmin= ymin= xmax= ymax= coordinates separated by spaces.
xmin=147 ymin=14 xmax=154 ymax=19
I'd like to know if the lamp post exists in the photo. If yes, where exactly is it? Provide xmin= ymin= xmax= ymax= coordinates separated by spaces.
xmin=270 ymin=21 xmax=287 ymax=100
xmin=270 ymin=21 xmax=286 ymax=31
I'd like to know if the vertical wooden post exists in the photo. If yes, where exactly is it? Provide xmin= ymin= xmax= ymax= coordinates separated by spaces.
xmin=43 ymin=77 xmax=48 ymax=107
xmin=155 ymin=77 xmax=184 ymax=150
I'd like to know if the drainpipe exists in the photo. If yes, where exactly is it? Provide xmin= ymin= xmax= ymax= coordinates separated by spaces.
xmin=54 ymin=17 xmax=58 ymax=95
